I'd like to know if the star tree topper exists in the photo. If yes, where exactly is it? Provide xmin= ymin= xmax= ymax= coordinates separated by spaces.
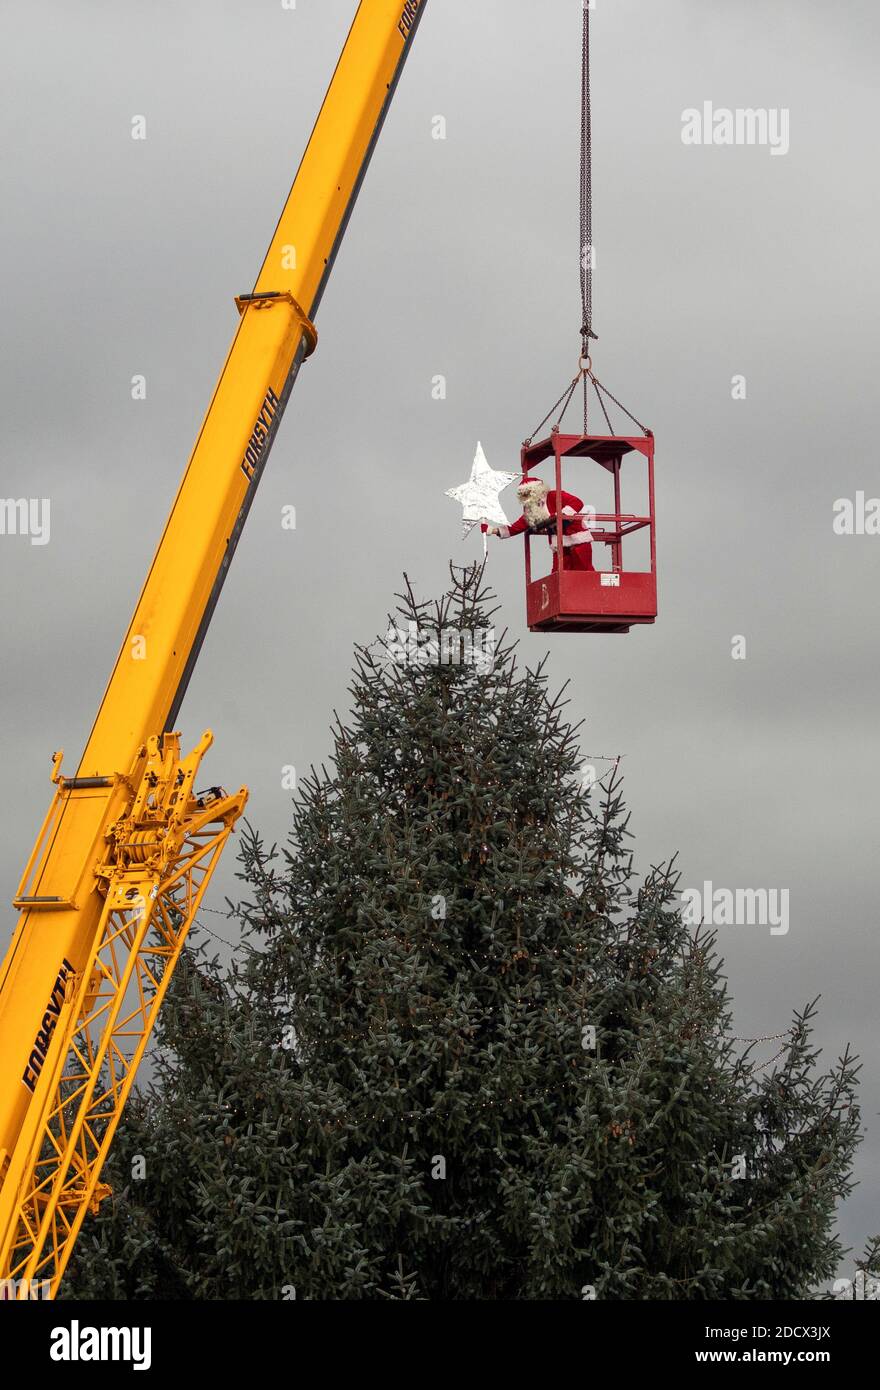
xmin=445 ymin=442 xmax=517 ymax=546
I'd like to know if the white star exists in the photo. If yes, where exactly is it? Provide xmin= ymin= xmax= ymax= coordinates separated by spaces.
xmin=445 ymin=442 xmax=517 ymax=539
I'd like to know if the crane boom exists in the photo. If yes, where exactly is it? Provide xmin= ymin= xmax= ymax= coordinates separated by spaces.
xmin=0 ymin=0 xmax=425 ymax=1298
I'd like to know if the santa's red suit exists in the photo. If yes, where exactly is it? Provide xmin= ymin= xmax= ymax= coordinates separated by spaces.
xmin=485 ymin=477 xmax=595 ymax=572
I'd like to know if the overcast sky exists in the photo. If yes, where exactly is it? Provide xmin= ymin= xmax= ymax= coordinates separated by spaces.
xmin=1 ymin=0 xmax=878 ymax=1274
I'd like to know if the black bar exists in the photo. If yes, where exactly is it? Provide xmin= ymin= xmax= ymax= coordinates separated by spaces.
xmin=5 ymin=1295 xmax=871 ymax=1376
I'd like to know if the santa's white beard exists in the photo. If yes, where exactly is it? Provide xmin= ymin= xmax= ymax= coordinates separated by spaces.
xmin=521 ymin=493 xmax=550 ymax=527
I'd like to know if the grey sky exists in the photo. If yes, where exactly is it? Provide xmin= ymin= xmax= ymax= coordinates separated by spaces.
xmin=1 ymin=0 xmax=878 ymax=1273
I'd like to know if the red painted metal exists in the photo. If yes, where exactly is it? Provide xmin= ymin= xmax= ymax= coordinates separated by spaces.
xmin=521 ymin=430 xmax=657 ymax=635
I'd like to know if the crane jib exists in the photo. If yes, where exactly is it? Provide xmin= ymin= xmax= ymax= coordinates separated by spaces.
xmin=0 ymin=0 xmax=429 ymax=1298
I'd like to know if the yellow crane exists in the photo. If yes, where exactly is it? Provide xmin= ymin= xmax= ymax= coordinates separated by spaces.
xmin=0 ymin=0 xmax=426 ymax=1299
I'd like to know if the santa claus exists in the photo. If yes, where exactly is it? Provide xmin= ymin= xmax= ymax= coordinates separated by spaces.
xmin=484 ymin=476 xmax=595 ymax=572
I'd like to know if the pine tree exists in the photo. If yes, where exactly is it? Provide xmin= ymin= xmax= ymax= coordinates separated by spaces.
xmin=65 ymin=567 xmax=862 ymax=1300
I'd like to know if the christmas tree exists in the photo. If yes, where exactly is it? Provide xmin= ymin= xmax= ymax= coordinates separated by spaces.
xmin=65 ymin=567 xmax=862 ymax=1300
